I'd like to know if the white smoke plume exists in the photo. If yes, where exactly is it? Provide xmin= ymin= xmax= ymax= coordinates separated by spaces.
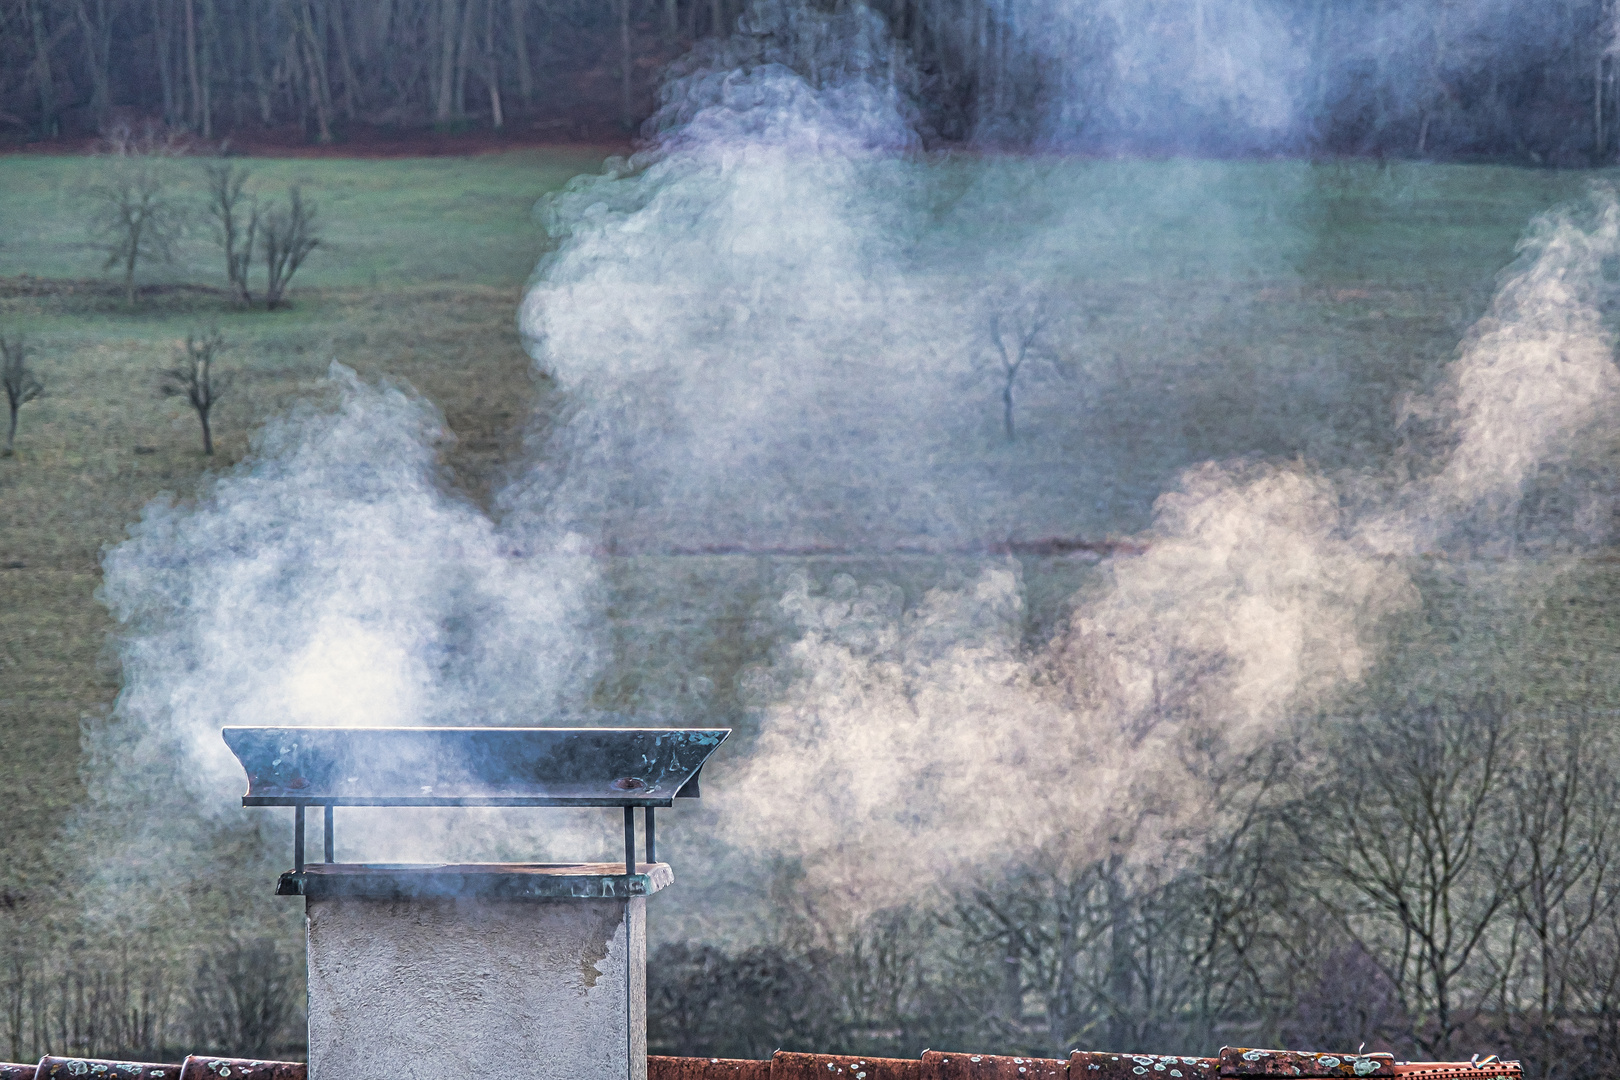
xmin=713 ymin=181 xmax=1620 ymax=912
xmin=722 ymin=464 xmax=1416 ymax=912
xmin=510 ymin=18 xmax=1620 ymax=914
xmin=942 ymin=0 xmax=1307 ymax=150
xmin=513 ymin=17 xmax=966 ymax=552
xmin=1368 ymin=191 xmax=1620 ymax=553
xmin=89 ymin=365 xmax=596 ymax=889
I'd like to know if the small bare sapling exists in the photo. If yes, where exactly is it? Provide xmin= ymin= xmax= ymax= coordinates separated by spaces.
xmin=1 ymin=334 xmax=43 ymax=457
xmin=205 ymin=161 xmax=259 ymax=306
xmin=161 ymin=328 xmax=231 ymax=455
xmin=980 ymin=293 xmax=1065 ymax=441
xmin=261 ymin=185 xmax=319 ymax=309
xmin=87 ymin=124 xmax=188 ymax=307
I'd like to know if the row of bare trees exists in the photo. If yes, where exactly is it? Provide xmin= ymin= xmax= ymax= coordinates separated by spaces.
xmin=0 ymin=0 xmax=704 ymax=140
xmin=1 ymin=704 xmax=1614 ymax=1069
xmin=648 ymin=701 xmax=1620 ymax=1078
xmin=89 ymin=127 xmax=319 ymax=308
xmin=1 ymin=932 xmax=300 ymax=1064
xmin=1 ymin=0 xmax=1618 ymax=159
xmin=0 ymin=324 xmax=230 ymax=457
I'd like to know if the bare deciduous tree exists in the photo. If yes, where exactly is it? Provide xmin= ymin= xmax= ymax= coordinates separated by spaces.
xmin=87 ymin=124 xmax=189 ymax=307
xmin=979 ymin=295 xmax=1064 ymax=441
xmin=956 ymin=857 xmax=1116 ymax=1055
xmin=1 ymin=334 xmax=43 ymax=457
xmin=261 ymin=185 xmax=319 ymax=309
xmin=161 ymin=328 xmax=230 ymax=455
xmin=1301 ymin=697 xmax=1520 ymax=1057
xmin=186 ymin=937 xmax=297 ymax=1056
xmin=1500 ymin=715 xmax=1620 ymax=1078
xmin=203 ymin=161 xmax=258 ymax=306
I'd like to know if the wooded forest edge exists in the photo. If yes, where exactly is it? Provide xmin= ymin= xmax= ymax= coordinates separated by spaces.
xmin=2 ymin=0 xmax=1620 ymax=157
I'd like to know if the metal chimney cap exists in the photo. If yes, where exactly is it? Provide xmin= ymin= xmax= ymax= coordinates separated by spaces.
xmin=222 ymin=726 xmax=730 ymax=808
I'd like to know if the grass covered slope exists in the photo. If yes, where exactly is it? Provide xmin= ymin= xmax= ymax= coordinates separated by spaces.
xmin=1 ymin=151 xmax=1616 ymax=934
xmin=0 ymin=149 xmax=610 ymax=287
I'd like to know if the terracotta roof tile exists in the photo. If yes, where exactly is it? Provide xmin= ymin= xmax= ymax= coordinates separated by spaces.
xmin=178 ymin=1058 xmax=304 ymax=1080
xmin=1218 ymin=1050 xmax=1395 ymax=1079
xmin=36 ymin=1058 xmax=180 ymax=1080
xmin=1391 ymin=1064 xmax=1520 ymax=1079
xmin=1072 ymin=1053 xmax=1218 ymax=1080
xmin=771 ymin=1052 xmax=921 ymax=1080
xmin=924 ymin=1051 xmax=1066 ymax=1080
xmin=652 ymin=1057 xmax=772 ymax=1080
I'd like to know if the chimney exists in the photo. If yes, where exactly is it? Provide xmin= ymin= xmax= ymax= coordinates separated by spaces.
xmin=224 ymin=726 xmax=729 ymax=1080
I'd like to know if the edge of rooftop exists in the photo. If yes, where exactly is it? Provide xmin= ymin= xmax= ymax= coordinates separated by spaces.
xmin=0 ymin=1046 xmax=1523 ymax=1080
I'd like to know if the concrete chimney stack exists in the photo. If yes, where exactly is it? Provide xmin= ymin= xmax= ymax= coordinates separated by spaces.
xmin=223 ymin=726 xmax=729 ymax=1080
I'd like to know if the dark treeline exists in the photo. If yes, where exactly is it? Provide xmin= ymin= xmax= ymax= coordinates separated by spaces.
xmin=0 ymin=0 xmax=1618 ymax=160
xmin=13 ymin=699 xmax=1616 ymax=1073
xmin=647 ymin=701 xmax=1620 ymax=1078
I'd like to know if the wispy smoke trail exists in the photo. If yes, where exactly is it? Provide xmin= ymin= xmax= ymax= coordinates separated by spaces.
xmin=1375 ymin=193 xmax=1620 ymax=550
xmin=714 ymin=180 xmax=1620 ymax=911
xmin=1023 ymin=0 xmax=1306 ymax=150
xmin=81 ymin=2 xmax=1620 ymax=941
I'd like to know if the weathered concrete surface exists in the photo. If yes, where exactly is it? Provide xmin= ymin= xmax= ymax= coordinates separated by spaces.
xmin=307 ymin=894 xmax=647 ymax=1080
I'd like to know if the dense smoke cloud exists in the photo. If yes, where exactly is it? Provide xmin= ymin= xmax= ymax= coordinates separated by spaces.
xmin=726 ymin=465 xmax=1414 ymax=911
xmin=513 ymin=10 xmax=1620 ymax=914
xmin=513 ymin=8 xmax=952 ymax=551
xmin=103 ymin=367 xmax=592 ymax=773
xmin=88 ymin=367 xmax=597 ymax=889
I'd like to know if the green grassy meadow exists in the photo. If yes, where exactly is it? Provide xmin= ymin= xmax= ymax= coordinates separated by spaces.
xmin=1 ymin=150 xmax=1616 ymax=915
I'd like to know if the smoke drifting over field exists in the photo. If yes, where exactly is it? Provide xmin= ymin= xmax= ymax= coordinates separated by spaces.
xmin=727 ymin=467 xmax=1414 ymax=909
xmin=513 ymin=17 xmax=948 ymax=551
xmin=87 ymin=1 xmax=1620 ymax=936
xmin=518 ymin=7 xmax=1620 ymax=910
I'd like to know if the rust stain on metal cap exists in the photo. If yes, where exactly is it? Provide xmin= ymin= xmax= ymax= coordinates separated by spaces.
xmin=772 ymin=1052 xmax=921 ymax=1080
xmin=924 ymin=1050 xmax=1066 ymax=1080
xmin=1071 ymin=1052 xmax=1217 ymax=1080
xmin=1218 ymin=1050 xmax=1394 ymax=1079
xmin=38 ymin=1059 xmax=181 ymax=1080
xmin=651 ymin=1057 xmax=771 ymax=1080
xmin=178 ymin=1058 xmax=305 ymax=1080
